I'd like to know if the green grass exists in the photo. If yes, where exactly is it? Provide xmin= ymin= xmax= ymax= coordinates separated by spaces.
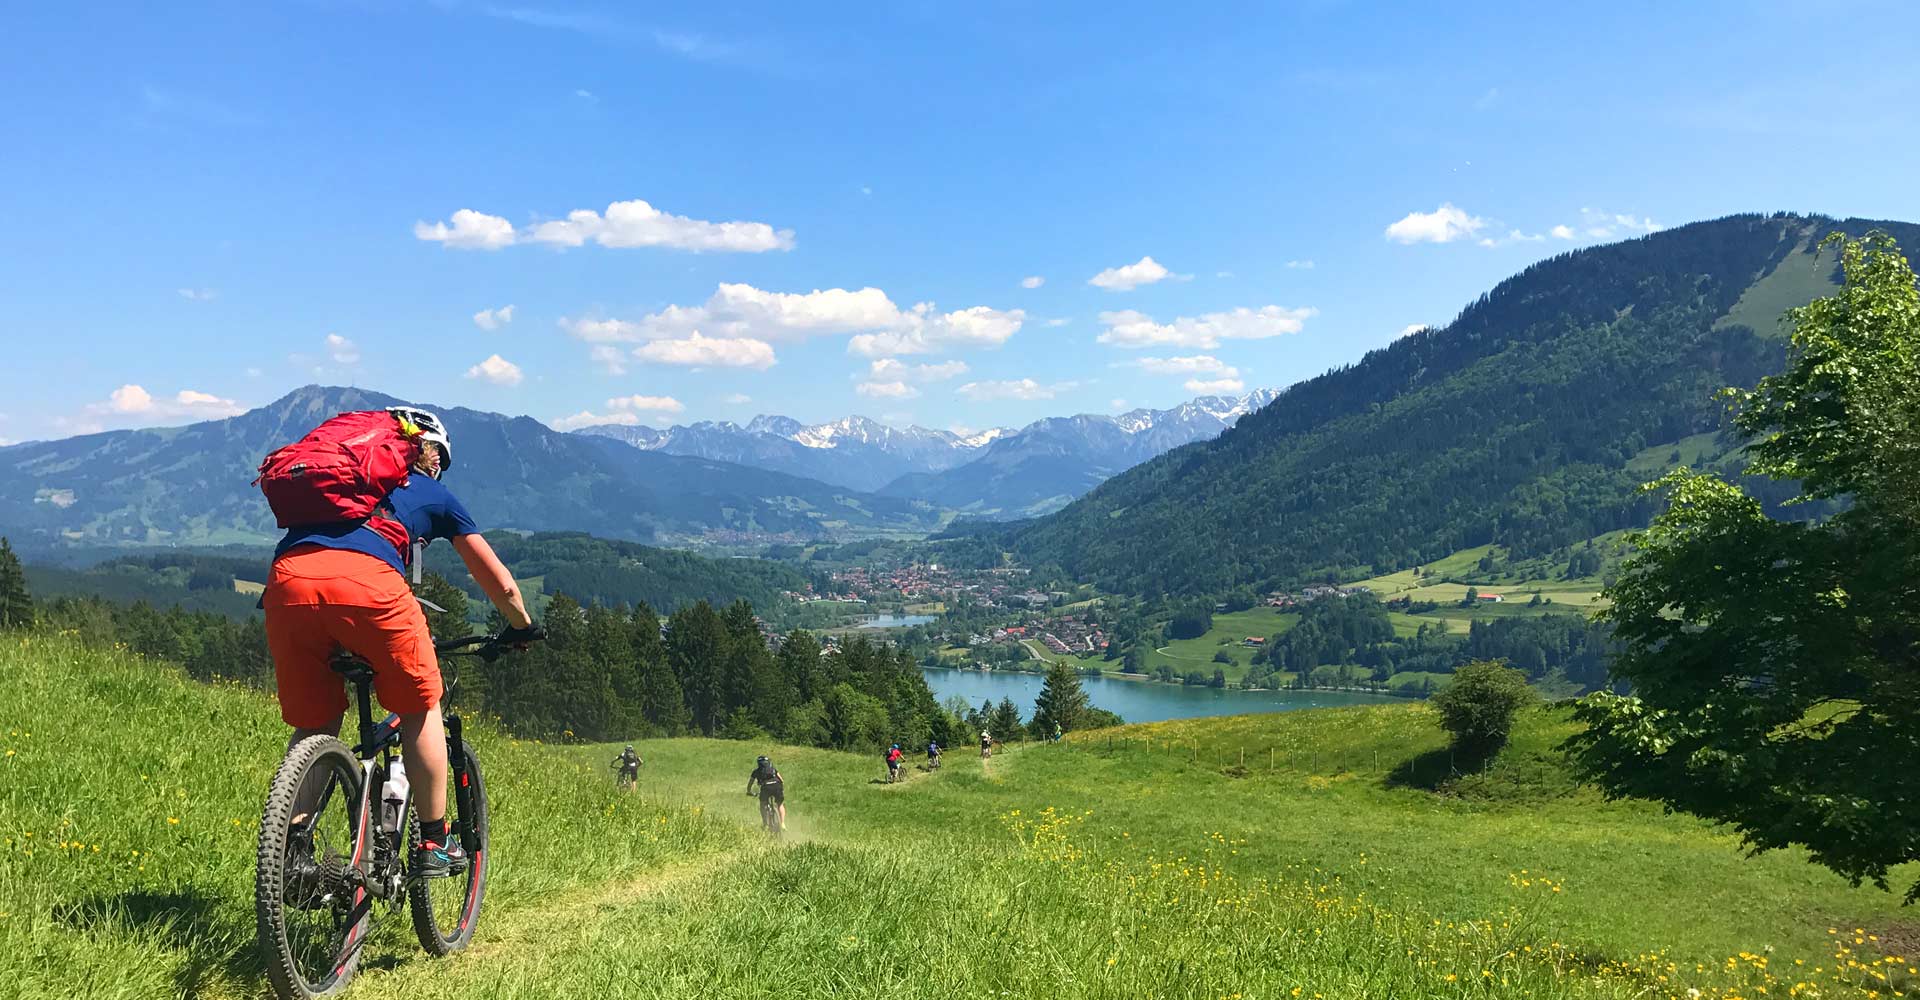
xmin=1149 ymin=608 xmax=1299 ymax=681
xmin=1714 ymin=234 xmax=1836 ymax=337
xmin=1355 ymin=545 xmax=1608 ymax=639
xmin=1625 ymin=430 xmax=1732 ymax=475
xmin=6 ymin=634 xmax=1916 ymax=999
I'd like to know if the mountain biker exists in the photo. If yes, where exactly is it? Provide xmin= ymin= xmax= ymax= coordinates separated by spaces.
xmin=262 ymin=407 xmax=540 ymax=877
xmin=980 ymin=729 xmax=992 ymax=758
xmin=611 ymin=744 xmax=642 ymax=788
xmin=746 ymin=755 xmax=785 ymax=832
xmin=1053 ymin=721 xmax=1064 ymax=743
xmin=886 ymin=743 xmax=903 ymax=781
xmin=926 ymin=740 xmax=941 ymax=768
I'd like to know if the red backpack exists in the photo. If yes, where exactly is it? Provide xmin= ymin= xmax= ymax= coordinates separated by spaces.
xmin=256 ymin=410 xmax=421 ymax=559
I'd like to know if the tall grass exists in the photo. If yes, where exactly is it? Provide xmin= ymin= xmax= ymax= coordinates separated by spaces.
xmin=0 ymin=635 xmax=742 ymax=999
xmin=4 ymin=634 xmax=1915 ymax=999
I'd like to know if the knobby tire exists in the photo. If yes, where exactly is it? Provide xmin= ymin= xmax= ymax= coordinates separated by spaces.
xmin=256 ymin=735 xmax=368 ymax=1000
xmin=409 ymin=738 xmax=490 ymax=955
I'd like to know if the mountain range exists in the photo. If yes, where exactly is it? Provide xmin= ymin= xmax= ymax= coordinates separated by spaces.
xmin=0 ymin=386 xmax=947 ymax=552
xmin=575 ymin=389 xmax=1279 ymax=516
xmin=1000 ymin=212 xmax=1916 ymax=596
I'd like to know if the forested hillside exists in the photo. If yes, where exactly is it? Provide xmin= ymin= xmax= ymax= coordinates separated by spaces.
xmin=1008 ymin=213 xmax=1915 ymax=595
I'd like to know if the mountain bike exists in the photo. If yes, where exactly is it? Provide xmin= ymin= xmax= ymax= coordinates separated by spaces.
xmin=611 ymin=762 xmax=639 ymax=791
xmin=752 ymin=791 xmax=783 ymax=838
xmin=254 ymin=632 xmax=514 ymax=999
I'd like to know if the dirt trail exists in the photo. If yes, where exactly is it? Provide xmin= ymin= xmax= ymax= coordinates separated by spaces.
xmin=344 ymin=842 xmax=767 ymax=993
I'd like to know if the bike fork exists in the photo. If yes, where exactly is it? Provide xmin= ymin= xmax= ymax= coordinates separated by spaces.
xmin=446 ymin=714 xmax=478 ymax=854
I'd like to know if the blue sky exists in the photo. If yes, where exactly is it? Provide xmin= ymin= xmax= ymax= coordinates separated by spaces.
xmin=4 ymin=1 xmax=1918 ymax=444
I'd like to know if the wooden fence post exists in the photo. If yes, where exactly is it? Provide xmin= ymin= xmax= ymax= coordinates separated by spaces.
xmin=1270 ymin=747 xmax=1275 ymax=773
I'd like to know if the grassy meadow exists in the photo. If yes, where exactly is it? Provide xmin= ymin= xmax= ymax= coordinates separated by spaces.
xmin=4 ymin=634 xmax=1916 ymax=999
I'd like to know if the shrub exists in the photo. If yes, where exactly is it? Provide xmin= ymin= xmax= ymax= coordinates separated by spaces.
xmin=1430 ymin=660 xmax=1536 ymax=755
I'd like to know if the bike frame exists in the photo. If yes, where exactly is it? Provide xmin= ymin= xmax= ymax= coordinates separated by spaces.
xmin=327 ymin=636 xmax=491 ymax=933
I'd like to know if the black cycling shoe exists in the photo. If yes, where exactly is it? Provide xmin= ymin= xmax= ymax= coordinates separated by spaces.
xmin=412 ymin=838 xmax=468 ymax=878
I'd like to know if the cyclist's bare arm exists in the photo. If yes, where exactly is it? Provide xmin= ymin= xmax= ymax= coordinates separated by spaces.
xmin=453 ymin=534 xmax=533 ymax=629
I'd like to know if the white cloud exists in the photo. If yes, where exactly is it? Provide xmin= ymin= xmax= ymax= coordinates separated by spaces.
xmin=1400 ymin=324 xmax=1430 ymax=338
xmin=416 ymin=199 xmax=792 ymax=253
xmin=1044 ymin=318 xmax=1070 ymax=328
xmin=1506 ymin=229 xmax=1546 ymax=243
xmin=634 ymin=332 xmax=777 ymax=369
xmin=81 ymin=384 xmax=243 ymax=427
xmin=465 ymin=354 xmax=524 ymax=386
xmin=1184 ymin=377 xmax=1245 ymax=394
xmin=566 ymin=283 xmax=1025 ymax=360
xmin=1096 ymin=305 xmax=1316 ymax=349
xmin=1020 ymin=275 xmax=1045 ymax=289
xmin=1136 ymin=355 xmax=1236 ymax=377
xmin=723 ymin=393 xmax=752 ymax=404
xmin=244 ymin=367 xmax=263 ymax=377
xmin=1285 ymin=259 xmax=1315 ymax=269
xmin=956 ymin=378 xmax=1076 ymax=401
xmin=549 ymin=394 xmax=683 ymax=431
xmin=574 ymin=88 xmax=596 ymax=101
xmin=1384 ymin=203 xmax=1487 ymax=244
xmin=473 ymin=304 xmax=516 ymax=331
xmin=110 ymin=384 xmax=154 ymax=412
xmin=1215 ymin=271 xmax=1235 ymax=279
xmin=551 ymin=410 xmax=638 ymax=431
xmin=1109 ymin=398 xmax=1129 ymax=411
xmin=414 ymin=209 xmax=517 ymax=250
xmin=1574 ymin=208 xmax=1664 ymax=241
xmin=325 ymin=333 xmax=359 ymax=365
xmin=607 ymin=394 xmax=684 ymax=413
xmin=589 ymin=345 xmax=628 ymax=375
xmin=1550 ymin=224 xmax=1576 ymax=240
xmin=1473 ymin=87 xmax=1500 ymax=111
xmin=847 ymin=305 xmax=1025 ymax=357
xmin=177 ymin=288 xmax=217 ymax=302
xmin=868 ymin=359 xmax=968 ymax=382
xmin=526 ymin=199 xmax=794 ymax=252
xmin=1088 ymin=255 xmax=1173 ymax=291
xmin=856 ymin=380 xmax=919 ymax=399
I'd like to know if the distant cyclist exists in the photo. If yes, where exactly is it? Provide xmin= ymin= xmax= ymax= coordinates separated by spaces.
xmin=747 ymin=755 xmax=785 ymax=834
xmin=886 ymin=743 xmax=904 ymax=782
xmin=610 ymin=744 xmax=642 ymax=790
xmin=980 ymin=729 xmax=992 ymax=758
xmin=1053 ymin=721 xmax=1064 ymax=743
xmin=926 ymin=740 xmax=942 ymax=770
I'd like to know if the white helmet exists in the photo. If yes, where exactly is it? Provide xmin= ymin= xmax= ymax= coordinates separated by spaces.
xmin=387 ymin=406 xmax=452 ymax=475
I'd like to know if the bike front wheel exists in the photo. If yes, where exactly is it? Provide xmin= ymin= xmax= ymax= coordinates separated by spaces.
xmin=408 ymin=737 xmax=490 ymax=955
xmin=256 ymin=735 xmax=369 ymax=1000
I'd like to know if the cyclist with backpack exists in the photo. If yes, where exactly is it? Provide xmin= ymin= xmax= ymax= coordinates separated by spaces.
xmin=611 ymin=744 xmax=642 ymax=790
xmin=746 ymin=755 xmax=785 ymax=833
xmin=885 ymin=743 xmax=904 ymax=782
xmin=980 ymin=729 xmax=993 ymax=759
xmin=926 ymin=740 xmax=941 ymax=770
xmin=260 ymin=406 xmax=541 ymax=877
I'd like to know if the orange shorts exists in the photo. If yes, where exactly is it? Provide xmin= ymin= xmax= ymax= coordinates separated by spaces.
xmin=264 ymin=546 xmax=441 ymax=728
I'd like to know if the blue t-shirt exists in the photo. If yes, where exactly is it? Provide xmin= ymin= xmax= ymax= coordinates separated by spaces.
xmin=273 ymin=475 xmax=480 ymax=576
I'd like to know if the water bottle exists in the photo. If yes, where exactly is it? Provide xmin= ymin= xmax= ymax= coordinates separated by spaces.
xmin=381 ymin=760 xmax=411 ymax=835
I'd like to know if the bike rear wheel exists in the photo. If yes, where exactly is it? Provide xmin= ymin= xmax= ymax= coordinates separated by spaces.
xmin=408 ymin=737 xmax=489 ymax=955
xmin=256 ymin=735 xmax=369 ymax=1000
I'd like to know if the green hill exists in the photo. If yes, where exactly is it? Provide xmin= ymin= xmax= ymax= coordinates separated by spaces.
xmin=1005 ymin=214 xmax=1913 ymax=596
xmin=5 ymin=636 xmax=1913 ymax=998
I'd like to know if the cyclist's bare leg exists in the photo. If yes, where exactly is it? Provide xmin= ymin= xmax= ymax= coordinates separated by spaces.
xmin=775 ymin=803 xmax=786 ymax=831
xmin=400 ymin=709 xmax=449 ymax=830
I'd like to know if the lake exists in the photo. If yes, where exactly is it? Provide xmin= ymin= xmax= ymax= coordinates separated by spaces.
xmin=922 ymin=667 xmax=1403 ymax=724
xmin=857 ymin=613 xmax=937 ymax=629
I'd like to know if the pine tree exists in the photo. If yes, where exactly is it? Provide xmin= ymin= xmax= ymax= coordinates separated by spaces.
xmin=989 ymin=697 xmax=1023 ymax=740
xmin=666 ymin=601 xmax=727 ymax=735
xmin=0 ymin=537 xmax=32 ymax=629
xmin=1032 ymin=660 xmax=1090 ymax=736
xmin=414 ymin=571 xmax=472 ymax=640
xmin=630 ymin=603 xmax=690 ymax=735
